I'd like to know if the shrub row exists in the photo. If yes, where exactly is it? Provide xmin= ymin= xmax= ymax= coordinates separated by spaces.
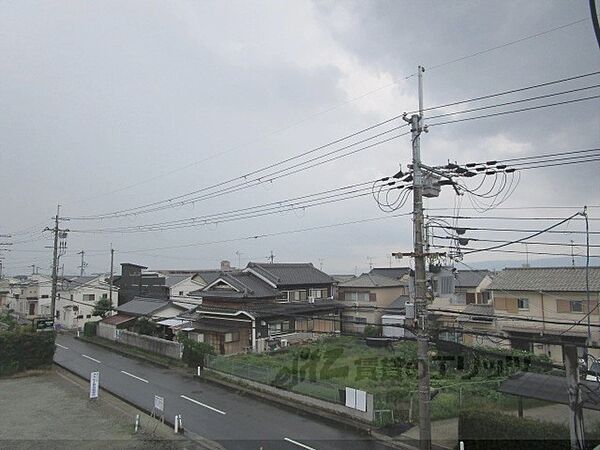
xmin=0 ymin=328 xmax=56 ymax=376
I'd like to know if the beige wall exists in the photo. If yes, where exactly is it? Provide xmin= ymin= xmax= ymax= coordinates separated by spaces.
xmin=338 ymin=285 xmax=406 ymax=330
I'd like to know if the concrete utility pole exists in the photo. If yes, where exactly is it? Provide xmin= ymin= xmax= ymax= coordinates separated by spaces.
xmin=50 ymin=206 xmax=60 ymax=321
xmin=109 ymin=245 xmax=115 ymax=310
xmin=78 ymin=250 xmax=87 ymax=277
xmin=268 ymin=250 xmax=275 ymax=263
xmin=45 ymin=205 xmax=68 ymax=321
xmin=406 ymin=65 xmax=432 ymax=450
xmin=564 ymin=344 xmax=586 ymax=449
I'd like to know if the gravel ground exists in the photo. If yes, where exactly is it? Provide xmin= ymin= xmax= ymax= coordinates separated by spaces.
xmin=0 ymin=368 xmax=202 ymax=450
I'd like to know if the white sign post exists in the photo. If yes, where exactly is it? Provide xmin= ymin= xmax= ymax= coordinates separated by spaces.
xmin=89 ymin=371 xmax=99 ymax=400
xmin=153 ymin=395 xmax=165 ymax=423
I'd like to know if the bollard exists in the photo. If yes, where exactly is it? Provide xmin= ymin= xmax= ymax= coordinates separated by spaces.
xmin=459 ymin=441 xmax=464 ymax=450
xmin=197 ymin=366 xmax=201 ymax=376
xmin=174 ymin=414 xmax=179 ymax=434
xmin=134 ymin=414 xmax=139 ymax=433
xmin=178 ymin=414 xmax=183 ymax=433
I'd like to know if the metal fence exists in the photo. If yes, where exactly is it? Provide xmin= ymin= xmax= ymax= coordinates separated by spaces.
xmin=205 ymin=354 xmax=344 ymax=404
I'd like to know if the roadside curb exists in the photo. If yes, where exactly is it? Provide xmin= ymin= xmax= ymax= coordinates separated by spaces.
xmin=199 ymin=371 xmax=421 ymax=450
xmin=53 ymin=361 xmax=225 ymax=450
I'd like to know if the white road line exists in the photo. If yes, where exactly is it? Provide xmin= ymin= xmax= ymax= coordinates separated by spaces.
xmin=180 ymin=394 xmax=226 ymax=415
xmin=284 ymin=438 xmax=317 ymax=450
xmin=56 ymin=344 xmax=69 ymax=349
xmin=120 ymin=370 xmax=149 ymax=383
xmin=81 ymin=354 xmax=101 ymax=363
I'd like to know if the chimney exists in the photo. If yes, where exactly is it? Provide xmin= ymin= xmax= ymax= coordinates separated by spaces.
xmin=220 ymin=260 xmax=232 ymax=271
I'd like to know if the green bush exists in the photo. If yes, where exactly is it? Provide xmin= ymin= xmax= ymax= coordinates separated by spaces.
xmin=0 ymin=328 xmax=55 ymax=376
xmin=178 ymin=335 xmax=215 ymax=369
xmin=363 ymin=325 xmax=380 ymax=337
xmin=83 ymin=321 xmax=98 ymax=337
xmin=459 ymin=409 xmax=573 ymax=450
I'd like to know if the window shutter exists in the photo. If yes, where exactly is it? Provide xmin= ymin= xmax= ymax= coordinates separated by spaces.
xmin=339 ymin=292 xmax=345 ymax=301
xmin=466 ymin=293 xmax=476 ymax=304
xmin=506 ymin=298 xmax=518 ymax=314
xmin=494 ymin=297 xmax=507 ymax=310
xmin=369 ymin=293 xmax=376 ymax=302
xmin=556 ymin=299 xmax=570 ymax=313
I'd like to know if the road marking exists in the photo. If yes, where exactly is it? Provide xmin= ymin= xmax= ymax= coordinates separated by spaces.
xmin=180 ymin=394 xmax=226 ymax=415
xmin=56 ymin=344 xmax=69 ymax=349
xmin=81 ymin=354 xmax=101 ymax=363
xmin=284 ymin=438 xmax=316 ymax=450
xmin=120 ymin=370 xmax=149 ymax=383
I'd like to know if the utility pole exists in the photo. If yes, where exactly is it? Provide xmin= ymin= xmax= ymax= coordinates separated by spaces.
xmin=30 ymin=264 xmax=37 ymax=275
xmin=564 ymin=344 xmax=586 ymax=449
xmin=268 ymin=250 xmax=275 ymax=264
xmin=78 ymin=250 xmax=87 ymax=277
xmin=318 ymin=258 xmax=324 ymax=271
xmin=571 ymin=240 xmax=576 ymax=268
xmin=109 ymin=245 xmax=115 ymax=310
xmin=367 ymin=256 xmax=374 ymax=270
xmin=404 ymin=65 xmax=432 ymax=450
xmin=44 ymin=205 xmax=68 ymax=321
xmin=49 ymin=206 xmax=60 ymax=321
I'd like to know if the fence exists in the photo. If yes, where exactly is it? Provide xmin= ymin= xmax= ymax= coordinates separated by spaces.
xmin=371 ymin=379 xmax=554 ymax=427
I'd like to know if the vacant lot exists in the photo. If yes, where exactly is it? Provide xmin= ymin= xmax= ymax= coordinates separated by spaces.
xmin=0 ymin=369 xmax=192 ymax=449
xmin=208 ymin=336 xmax=552 ymax=423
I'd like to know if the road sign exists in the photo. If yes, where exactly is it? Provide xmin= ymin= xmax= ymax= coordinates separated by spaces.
xmin=89 ymin=371 xmax=99 ymax=399
xmin=154 ymin=395 xmax=164 ymax=412
xmin=34 ymin=318 xmax=54 ymax=332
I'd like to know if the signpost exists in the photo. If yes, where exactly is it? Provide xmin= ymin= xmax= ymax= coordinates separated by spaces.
xmin=89 ymin=371 xmax=99 ymax=399
xmin=153 ymin=395 xmax=165 ymax=423
xmin=34 ymin=318 xmax=54 ymax=332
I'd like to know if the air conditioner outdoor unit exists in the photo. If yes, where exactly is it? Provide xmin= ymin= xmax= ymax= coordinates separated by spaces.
xmin=280 ymin=339 xmax=289 ymax=347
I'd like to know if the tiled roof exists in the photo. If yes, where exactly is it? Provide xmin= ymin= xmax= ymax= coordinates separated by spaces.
xmin=163 ymin=274 xmax=192 ymax=288
xmin=101 ymin=314 xmax=136 ymax=325
xmin=331 ymin=275 xmax=356 ymax=283
xmin=489 ymin=267 xmax=600 ymax=292
xmin=369 ymin=267 xmax=412 ymax=280
xmin=339 ymin=272 xmax=406 ymax=288
xmin=190 ymin=271 xmax=280 ymax=299
xmin=455 ymin=270 xmax=490 ymax=288
xmin=116 ymin=296 xmax=185 ymax=316
xmin=246 ymin=262 xmax=333 ymax=286
xmin=187 ymin=300 xmax=344 ymax=319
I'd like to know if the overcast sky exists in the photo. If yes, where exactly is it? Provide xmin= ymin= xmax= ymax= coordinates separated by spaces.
xmin=1 ymin=1 xmax=599 ymax=276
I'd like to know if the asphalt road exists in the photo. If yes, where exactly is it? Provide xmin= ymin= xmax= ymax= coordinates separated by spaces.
xmin=54 ymin=334 xmax=394 ymax=450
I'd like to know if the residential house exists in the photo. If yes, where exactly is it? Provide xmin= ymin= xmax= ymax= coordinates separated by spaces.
xmin=115 ymin=296 xmax=188 ymax=320
xmin=10 ymin=274 xmax=53 ymax=318
xmin=488 ymin=267 xmax=600 ymax=363
xmin=454 ymin=270 xmax=493 ymax=304
xmin=337 ymin=270 xmax=410 ymax=333
xmin=183 ymin=263 xmax=341 ymax=354
xmin=55 ymin=275 xmax=116 ymax=330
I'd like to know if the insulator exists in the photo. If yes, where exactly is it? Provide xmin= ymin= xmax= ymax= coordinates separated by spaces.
xmin=485 ymin=170 xmax=496 ymax=175
xmin=485 ymin=160 xmax=497 ymax=165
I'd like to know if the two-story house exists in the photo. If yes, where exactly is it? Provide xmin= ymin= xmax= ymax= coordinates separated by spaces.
xmin=183 ymin=262 xmax=341 ymax=354
xmin=490 ymin=266 xmax=600 ymax=363
xmin=56 ymin=274 xmax=117 ymax=329
xmin=337 ymin=269 xmax=410 ymax=333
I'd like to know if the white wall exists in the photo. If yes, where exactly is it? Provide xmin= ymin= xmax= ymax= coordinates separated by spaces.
xmin=56 ymin=277 xmax=118 ymax=329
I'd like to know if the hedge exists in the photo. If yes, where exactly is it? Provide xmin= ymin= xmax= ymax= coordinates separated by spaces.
xmin=459 ymin=409 xmax=600 ymax=450
xmin=83 ymin=321 xmax=98 ymax=337
xmin=0 ymin=329 xmax=56 ymax=376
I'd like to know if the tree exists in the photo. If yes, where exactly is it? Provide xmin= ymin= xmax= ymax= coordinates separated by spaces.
xmin=92 ymin=297 xmax=111 ymax=318
xmin=364 ymin=324 xmax=381 ymax=337
xmin=133 ymin=317 xmax=156 ymax=336
xmin=178 ymin=334 xmax=215 ymax=370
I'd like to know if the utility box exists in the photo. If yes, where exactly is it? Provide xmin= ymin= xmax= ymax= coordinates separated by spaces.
xmin=405 ymin=302 xmax=416 ymax=319
xmin=381 ymin=315 xmax=406 ymax=338
xmin=423 ymin=173 xmax=441 ymax=198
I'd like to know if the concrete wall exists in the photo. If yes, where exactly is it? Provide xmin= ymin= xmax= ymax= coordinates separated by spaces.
xmin=97 ymin=322 xmax=117 ymax=340
xmin=116 ymin=330 xmax=182 ymax=359
xmin=207 ymin=368 xmax=375 ymax=423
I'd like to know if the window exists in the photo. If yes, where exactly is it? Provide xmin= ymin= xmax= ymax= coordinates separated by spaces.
xmin=41 ymin=294 xmax=49 ymax=299
xmin=224 ymin=332 xmax=239 ymax=343
xmin=570 ymin=300 xmax=583 ymax=313
xmin=344 ymin=291 xmax=369 ymax=302
xmin=179 ymin=291 xmax=184 ymax=296
xmin=355 ymin=317 xmax=367 ymax=324
xmin=310 ymin=289 xmax=325 ymax=299
xmin=82 ymin=294 xmax=95 ymax=302
xmin=517 ymin=298 xmax=529 ymax=310
xmin=86 ymin=314 xmax=91 ymax=319
xmin=358 ymin=292 xmax=370 ymax=302
xmin=439 ymin=276 xmax=454 ymax=295
xmin=101 ymin=293 xmax=108 ymax=299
